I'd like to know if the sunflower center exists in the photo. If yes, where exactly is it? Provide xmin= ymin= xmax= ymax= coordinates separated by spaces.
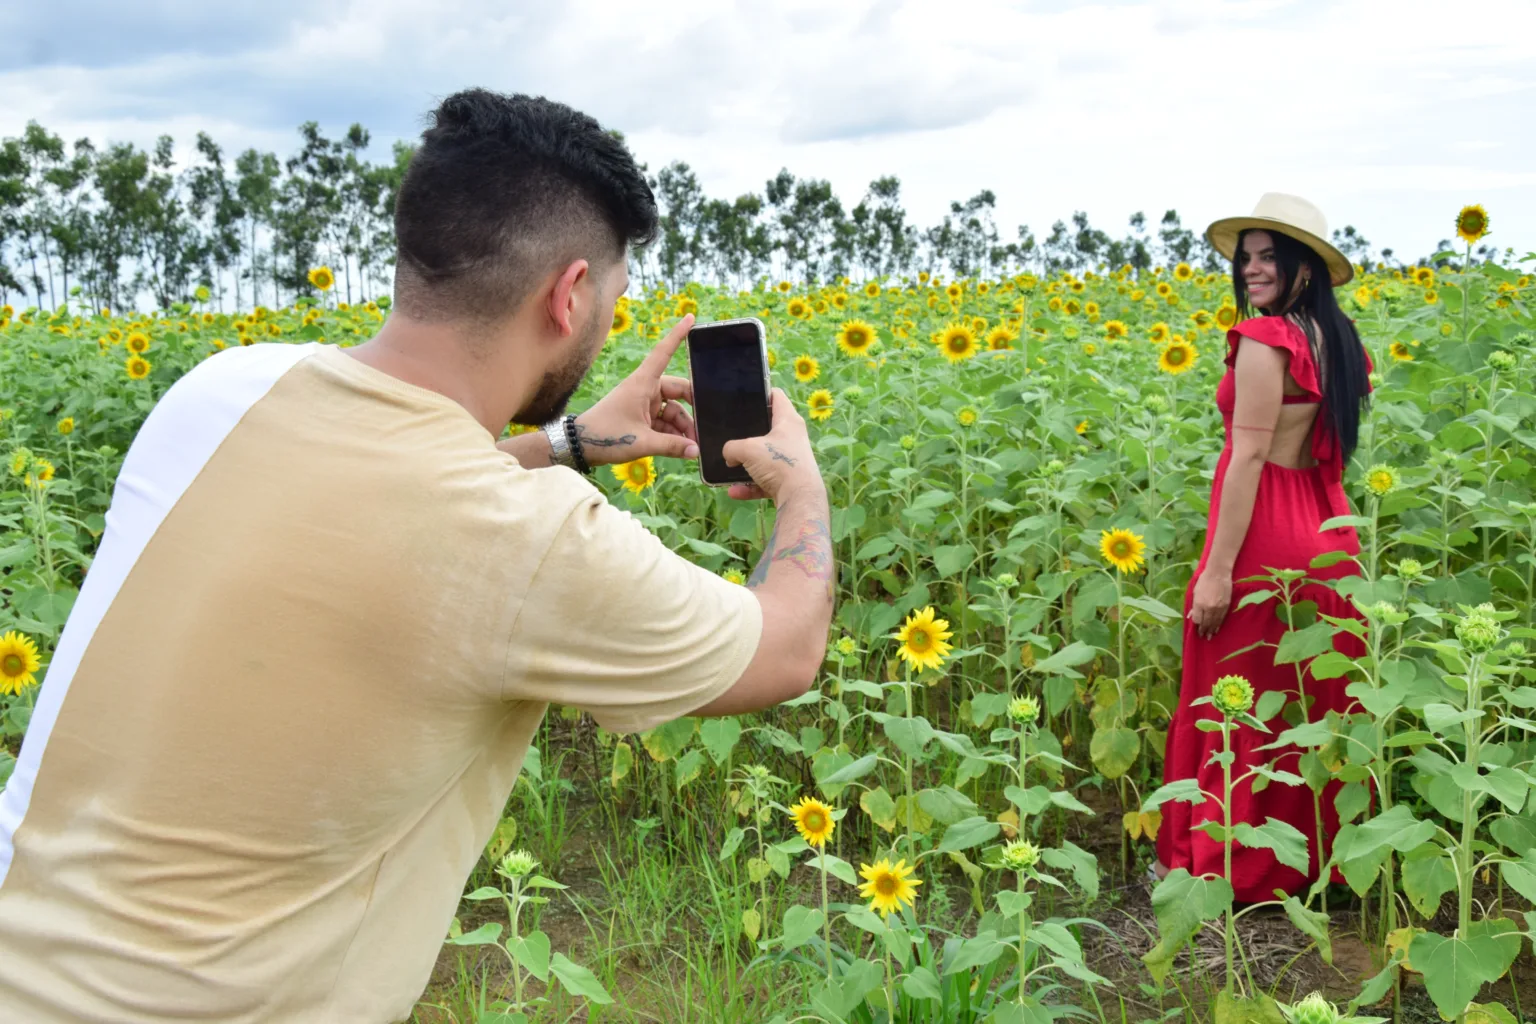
xmin=2 ymin=655 xmax=21 ymax=676
xmin=805 ymin=811 xmax=825 ymax=832
xmin=948 ymin=338 xmax=965 ymax=352
xmin=629 ymin=465 xmax=647 ymax=483
xmin=1112 ymin=540 xmax=1131 ymax=558
xmin=909 ymin=629 xmax=931 ymax=651
xmin=875 ymin=875 xmax=898 ymax=896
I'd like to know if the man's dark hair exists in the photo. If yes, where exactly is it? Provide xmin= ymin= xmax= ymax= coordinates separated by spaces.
xmin=393 ymin=89 xmax=658 ymax=324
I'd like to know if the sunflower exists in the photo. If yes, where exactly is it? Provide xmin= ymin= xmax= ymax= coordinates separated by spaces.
xmin=1103 ymin=320 xmax=1128 ymax=341
xmin=611 ymin=457 xmax=657 ymax=495
xmin=1130 ymin=289 xmax=1145 ymax=302
xmin=985 ymin=326 xmax=1015 ymax=352
xmin=1389 ymin=341 xmax=1414 ymax=362
xmin=956 ymin=406 xmax=979 ymax=427
xmin=1047 ymin=296 xmax=1063 ymax=313
xmin=936 ymin=323 xmax=979 ymax=363
xmin=789 ymin=796 xmax=836 ymax=847
xmin=674 ymin=296 xmax=699 ymax=318
xmin=1100 ymin=528 xmax=1147 ymax=574
xmin=125 ymin=356 xmax=152 ymax=380
xmin=1068 ymin=279 xmax=1086 ymax=294
xmin=1155 ymin=281 xmax=1173 ymax=298
xmin=1215 ymin=306 xmax=1238 ymax=329
xmin=793 ymin=355 xmax=820 ymax=383
xmin=0 ymin=631 xmax=41 ymax=695
xmin=864 ymin=281 xmax=882 ymax=299
xmin=57 ymin=416 xmax=75 ymax=435
xmin=610 ymin=307 xmax=634 ymax=335
xmin=1063 ymin=299 xmax=1081 ymax=316
xmin=786 ymin=297 xmax=811 ymax=319
xmin=1190 ymin=309 xmax=1215 ymax=330
xmin=722 ymin=568 xmax=746 ymax=585
xmin=308 ymin=266 xmax=335 ymax=292
xmin=807 ymin=389 xmax=835 ymax=421
xmin=858 ymin=858 xmax=921 ymax=917
xmin=1158 ymin=340 xmax=1197 ymax=375
xmin=1413 ymin=267 xmax=1436 ymax=287
xmin=1211 ymin=674 xmax=1255 ymax=717
xmin=893 ymin=605 xmax=953 ymax=673
xmin=776 ymin=281 xmax=793 ymax=294
xmin=1084 ymin=301 xmax=1100 ymax=319
xmin=1173 ymin=262 xmax=1194 ymax=282
xmin=1423 ymin=289 xmax=1438 ymax=305
xmin=126 ymin=331 xmax=150 ymax=354
xmin=1455 ymin=204 xmax=1489 ymax=245
xmin=1364 ymin=464 xmax=1398 ymax=496
xmin=831 ymin=292 xmax=848 ymax=310
xmin=836 ymin=319 xmax=877 ymax=357
xmin=944 ymin=283 xmax=963 ymax=302
xmin=766 ymin=347 xmax=777 ymax=370
xmin=1075 ymin=419 xmax=1089 ymax=434
xmin=1082 ymin=342 xmax=1098 ymax=355
xmin=1147 ymin=322 xmax=1171 ymax=344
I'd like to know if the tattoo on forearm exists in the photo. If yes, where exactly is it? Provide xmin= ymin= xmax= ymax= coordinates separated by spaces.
xmin=773 ymin=519 xmax=834 ymax=582
xmin=575 ymin=424 xmax=637 ymax=448
xmin=765 ymin=443 xmax=797 ymax=466
xmin=746 ymin=522 xmax=779 ymax=589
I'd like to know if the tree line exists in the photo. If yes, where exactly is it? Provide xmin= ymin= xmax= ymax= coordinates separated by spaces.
xmin=0 ymin=118 xmax=1432 ymax=314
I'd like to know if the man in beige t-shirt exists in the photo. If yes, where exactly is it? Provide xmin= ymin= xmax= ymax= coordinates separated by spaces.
xmin=0 ymin=90 xmax=834 ymax=1022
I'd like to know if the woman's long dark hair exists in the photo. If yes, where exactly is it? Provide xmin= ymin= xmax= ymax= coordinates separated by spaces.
xmin=1233 ymin=229 xmax=1371 ymax=461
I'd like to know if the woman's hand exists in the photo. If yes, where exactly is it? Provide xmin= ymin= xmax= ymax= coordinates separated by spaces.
xmin=1189 ymin=570 xmax=1233 ymax=639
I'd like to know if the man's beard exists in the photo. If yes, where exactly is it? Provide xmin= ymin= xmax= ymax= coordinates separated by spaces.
xmin=511 ymin=310 xmax=606 ymax=427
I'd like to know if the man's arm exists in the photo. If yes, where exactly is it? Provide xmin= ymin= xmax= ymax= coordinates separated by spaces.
xmin=694 ymin=392 xmax=835 ymax=716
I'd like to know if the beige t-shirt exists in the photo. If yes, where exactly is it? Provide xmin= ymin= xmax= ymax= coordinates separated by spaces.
xmin=0 ymin=342 xmax=762 ymax=1023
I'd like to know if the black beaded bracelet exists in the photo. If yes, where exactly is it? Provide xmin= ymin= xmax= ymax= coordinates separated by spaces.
xmin=563 ymin=414 xmax=592 ymax=476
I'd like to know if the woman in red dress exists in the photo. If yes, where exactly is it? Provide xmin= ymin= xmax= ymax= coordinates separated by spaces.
xmin=1155 ymin=194 xmax=1372 ymax=902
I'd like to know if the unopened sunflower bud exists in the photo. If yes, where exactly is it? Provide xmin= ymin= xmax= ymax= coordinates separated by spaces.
xmin=994 ymin=573 xmax=1018 ymax=589
xmin=1007 ymin=695 xmax=1041 ymax=725
xmin=899 ymin=434 xmax=917 ymax=451
xmin=499 ymin=849 xmax=538 ymax=879
xmin=1000 ymin=839 xmax=1041 ymax=872
xmin=1455 ymin=606 xmax=1504 ymax=654
xmin=1394 ymin=557 xmax=1424 ymax=577
xmin=1211 ymin=674 xmax=1255 ymax=717
xmin=1488 ymin=350 xmax=1516 ymax=371
xmin=1280 ymin=992 xmax=1343 ymax=1024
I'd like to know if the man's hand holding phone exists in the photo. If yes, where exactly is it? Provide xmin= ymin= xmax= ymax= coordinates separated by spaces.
xmin=720 ymin=390 xmax=825 ymax=504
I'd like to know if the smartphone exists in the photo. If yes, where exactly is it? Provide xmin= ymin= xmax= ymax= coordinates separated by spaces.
xmin=687 ymin=318 xmax=772 ymax=486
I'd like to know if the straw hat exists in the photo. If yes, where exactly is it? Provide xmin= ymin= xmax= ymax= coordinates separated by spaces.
xmin=1206 ymin=193 xmax=1354 ymax=287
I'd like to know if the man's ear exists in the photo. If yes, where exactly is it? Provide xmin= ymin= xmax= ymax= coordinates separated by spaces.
xmin=546 ymin=259 xmax=589 ymax=338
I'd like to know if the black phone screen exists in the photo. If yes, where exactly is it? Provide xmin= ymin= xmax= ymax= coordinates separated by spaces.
xmin=689 ymin=321 xmax=771 ymax=485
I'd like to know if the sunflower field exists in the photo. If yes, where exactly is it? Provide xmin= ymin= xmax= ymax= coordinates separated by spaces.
xmin=3 ymin=211 xmax=1536 ymax=1024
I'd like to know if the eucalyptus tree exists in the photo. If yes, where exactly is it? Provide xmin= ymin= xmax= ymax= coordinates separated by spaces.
xmin=234 ymin=148 xmax=281 ymax=308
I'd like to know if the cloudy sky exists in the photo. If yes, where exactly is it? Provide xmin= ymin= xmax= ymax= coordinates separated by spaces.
xmin=4 ymin=0 xmax=1533 ymax=262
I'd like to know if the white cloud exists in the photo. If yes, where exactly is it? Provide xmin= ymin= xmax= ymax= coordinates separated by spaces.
xmin=1 ymin=0 xmax=1532 ymax=259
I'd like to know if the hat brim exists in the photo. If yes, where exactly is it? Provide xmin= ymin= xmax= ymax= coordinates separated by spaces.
xmin=1206 ymin=217 xmax=1354 ymax=287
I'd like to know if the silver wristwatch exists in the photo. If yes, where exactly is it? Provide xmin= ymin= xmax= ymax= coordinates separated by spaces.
xmin=542 ymin=417 xmax=577 ymax=470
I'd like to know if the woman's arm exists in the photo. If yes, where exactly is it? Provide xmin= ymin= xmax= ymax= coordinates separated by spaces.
xmin=1189 ymin=338 xmax=1286 ymax=638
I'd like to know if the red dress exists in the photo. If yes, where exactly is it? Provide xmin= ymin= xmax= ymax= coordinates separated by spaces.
xmin=1156 ymin=316 xmax=1368 ymax=902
